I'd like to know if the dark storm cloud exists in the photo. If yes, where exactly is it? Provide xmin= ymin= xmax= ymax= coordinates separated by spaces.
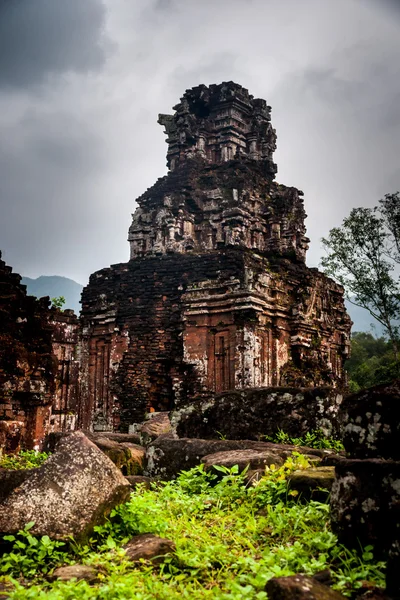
xmin=0 ymin=107 xmax=107 ymax=282
xmin=0 ymin=0 xmax=110 ymax=89
xmin=0 ymin=0 xmax=399 ymax=283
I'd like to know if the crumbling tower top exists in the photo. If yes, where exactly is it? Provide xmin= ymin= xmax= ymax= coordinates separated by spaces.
xmin=158 ymin=81 xmax=277 ymax=176
xmin=129 ymin=81 xmax=309 ymax=263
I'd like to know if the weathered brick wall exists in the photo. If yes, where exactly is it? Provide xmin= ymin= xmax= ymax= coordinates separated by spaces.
xmin=129 ymin=158 xmax=309 ymax=263
xmin=0 ymin=252 xmax=55 ymax=449
xmin=80 ymin=248 xmax=350 ymax=432
xmin=49 ymin=309 xmax=80 ymax=433
xmin=0 ymin=253 xmax=80 ymax=450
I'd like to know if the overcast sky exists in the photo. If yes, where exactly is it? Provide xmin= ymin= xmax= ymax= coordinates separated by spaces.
xmin=0 ymin=0 xmax=399 ymax=285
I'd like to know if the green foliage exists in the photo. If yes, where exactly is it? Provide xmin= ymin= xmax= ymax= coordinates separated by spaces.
xmin=1 ymin=523 xmax=69 ymax=578
xmin=0 ymin=450 xmax=50 ymax=470
xmin=321 ymin=195 xmax=400 ymax=356
xmin=263 ymin=429 xmax=344 ymax=453
xmin=0 ymin=457 xmax=385 ymax=599
xmin=346 ymin=331 xmax=400 ymax=391
xmin=51 ymin=296 xmax=66 ymax=310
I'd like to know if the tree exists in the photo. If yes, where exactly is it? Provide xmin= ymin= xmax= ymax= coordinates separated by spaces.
xmin=321 ymin=193 xmax=400 ymax=359
xmin=345 ymin=332 xmax=400 ymax=392
xmin=51 ymin=296 xmax=66 ymax=310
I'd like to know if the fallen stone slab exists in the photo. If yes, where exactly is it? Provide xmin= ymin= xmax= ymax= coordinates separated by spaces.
xmin=288 ymin=466 xmax=335 ymax=501
xmin=93 ymin=432 xmax=141 ymax=445
xmin=0 ymin=431 xmax=131 ymax=541
xmin=139 ymin=413 xmax=172 ymax=445
xmin=201 ymin=449 xmax=285 ymax=472
xmin=172 ymin=387 xmax=343 ymax=440
xmin=145 ymin=436 xmax=328 ymax=479
xmin=265 ymin=574 xmax=346 ymax=599
xmin=339 ymin=380 xmax=400 ymax=460
xmin=92 ymin=437 xmax=145 ymax=476
xmin=123 ymin=533 xmax=176 ymax=563
xmin=49 ymin=564 xmax=99 ymax=583
xmin=330 ymin=456 xmax=400 ymax=555
xmin=0 ymin=467 xmax=38 ymax=502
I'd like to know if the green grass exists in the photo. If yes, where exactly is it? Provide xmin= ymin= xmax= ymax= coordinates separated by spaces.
xmin=0 ymin=454 xmax=384 ymax=599
xmin=0 ymin=450 xmax=50 ymax=470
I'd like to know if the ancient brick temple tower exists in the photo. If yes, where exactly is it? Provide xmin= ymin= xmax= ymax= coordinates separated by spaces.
xmin=79 ymin=82 xmax=351 ymax=432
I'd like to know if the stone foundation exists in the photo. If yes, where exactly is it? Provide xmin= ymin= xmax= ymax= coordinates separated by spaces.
xmin=172 ymin=386 xmax=343 ymax=440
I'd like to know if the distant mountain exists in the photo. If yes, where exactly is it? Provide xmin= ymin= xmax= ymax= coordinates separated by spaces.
xmin=21 ymin=275 xmax=83 ymax=315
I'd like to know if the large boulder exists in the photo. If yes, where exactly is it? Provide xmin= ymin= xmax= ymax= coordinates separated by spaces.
xmin=340 ymin=380 xmax=400 ymax=460
xmin=0 ymin=431 xmax=131 ymax=541
xmin=330 ymin=457 xmax=400 ymax=555
xmin=43 ymin=430 xmax=142 ymax=454
xmin=172 ymin=387 xmax=342 ymax=441
xmin=145 ymin=436 xmax=329 ymax=479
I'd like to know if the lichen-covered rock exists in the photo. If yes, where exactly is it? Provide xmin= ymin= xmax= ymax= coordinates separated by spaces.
xmin=145 ymin=436 xmax=327 ymax=479
xmin=265 ymin=574 xmax=346 ymax=599
xmin=172 ymin=387 xmax=343 ymax=441
xmin=288 ymin=466 xmax=335 ymax=501
xmin=330 ymin=457 xmax=400 ymax=555
xmin=340 ymin=381 xmax=400 ymax=460
xmin=50 ymin=564 xmax=99 ymax=583
xmin=201 ymin=449 xmax=285 ymax=472
xmin=0 ymin=431 xmax=131 ymax=541
xmin=123 ymin=533 xmax=175 ymax=563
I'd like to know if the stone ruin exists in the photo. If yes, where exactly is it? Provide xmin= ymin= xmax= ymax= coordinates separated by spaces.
xmin=0 ymin=81 xmax=352 ymax=446
xmin=79 ymin=81 xmax=351 ymax=432
xmin=0 ymin=252 xmax=79 ymax=451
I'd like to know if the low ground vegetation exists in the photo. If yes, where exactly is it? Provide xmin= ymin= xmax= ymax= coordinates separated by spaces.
xmin=0 ymin=450 xmax=50 ymax=470
xmin=263 ymin=429 xmax=344 ymax=452
xmin=0 ymin=453 xmax=385 ymax=599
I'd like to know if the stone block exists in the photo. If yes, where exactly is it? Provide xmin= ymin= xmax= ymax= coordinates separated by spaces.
xmin=123 ymin=533 xmax=175 ymax=563
xmin=172 ymin=387 xmax=343 ymax=441
xmin=340 ymin=381 xmax=400 ymax=460
xmin=145 ymin=436 xmax=326 ymax=479
xmin=288 ymin=466 xmax=335 ymax=501
xmin=265 ymin=574 xmax=346 ymax=599
xmin=0 ymin=431 xmax=131 ymax=541
xmin=330 ymin=457 xmax=400 ymax=556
